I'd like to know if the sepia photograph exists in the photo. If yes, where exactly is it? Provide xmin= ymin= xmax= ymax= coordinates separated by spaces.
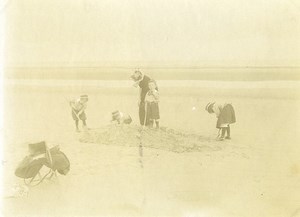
xmin=1 ymin=0 xmax=300 ymax=216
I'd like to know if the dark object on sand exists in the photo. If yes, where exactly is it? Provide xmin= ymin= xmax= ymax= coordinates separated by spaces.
xmin=15 ymin=141 xmax=70 ymax=186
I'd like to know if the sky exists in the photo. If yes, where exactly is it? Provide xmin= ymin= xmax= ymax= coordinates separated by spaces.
xmin=2 ymin=0 xmax=300 ymax=67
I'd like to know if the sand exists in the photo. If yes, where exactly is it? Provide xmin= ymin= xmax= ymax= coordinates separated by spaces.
xmin=1 ymin=80 xmax=300 ymax=217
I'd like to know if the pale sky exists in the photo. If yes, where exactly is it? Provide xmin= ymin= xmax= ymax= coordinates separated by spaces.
xmin=3 ymin=0 xmax=300 ymax=67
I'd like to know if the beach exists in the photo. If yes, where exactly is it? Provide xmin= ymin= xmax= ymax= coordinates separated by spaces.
xmin=2 ymin=79 xmax=300 ymax=217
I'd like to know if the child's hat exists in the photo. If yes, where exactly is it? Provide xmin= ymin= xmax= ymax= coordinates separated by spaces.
xmin=205 ymin=102 xmax=215 ymax=112
xmin=112 ymin=110 xmax=119 ymax=115
xmin=80 ymin=95 xmax=88 ymax=99
xmin=111 ymin=110 xmax=121 ymax=119
xmin=112 ymin=110 xmax=120 ymax=117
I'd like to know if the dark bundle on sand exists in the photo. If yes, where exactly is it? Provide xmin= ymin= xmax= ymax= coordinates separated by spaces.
xmin=79 ymin=125 xmax=222 ymax=153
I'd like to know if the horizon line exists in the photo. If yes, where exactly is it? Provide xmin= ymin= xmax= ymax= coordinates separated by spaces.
xmin=5 ymin=66 xmax=300 ymax=69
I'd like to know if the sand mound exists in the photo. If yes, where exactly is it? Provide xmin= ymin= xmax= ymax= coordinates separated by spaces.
xmin=79 ymin=124 xmax=221 ymax=153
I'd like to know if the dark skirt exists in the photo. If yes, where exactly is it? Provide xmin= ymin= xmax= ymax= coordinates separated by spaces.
xmin=146 ymin=102 xmax=160 ymax=120
xmin=72 ymin=110 xmax=87 ymax=121
xmin=216 ymin=104 xmax=236 ymax=128
xmin=139 ymin=102 xmax=147 ymax=125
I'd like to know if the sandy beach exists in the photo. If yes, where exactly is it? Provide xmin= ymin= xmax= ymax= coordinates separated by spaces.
xmin=2 ymin=80 xmax=300 ymax=217
xmin=2 ymin=0 xmax=300 ymax=215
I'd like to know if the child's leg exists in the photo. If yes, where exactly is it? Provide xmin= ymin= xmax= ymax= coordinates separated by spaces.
xmin=155 ymin=120 xmax=159 ymax=128
xmin=226 ymin=125 xmax=231 ymax=139
xmin=72 ymin=110 xmax=80 ymax=131
xmin=79 ymin=112 xmax=87 ymax=128
xmin=148 ymin=119 xmax=154 ymax=128
xmin=75 ymin=120 xmax=79 ymax=130
xmin=221 ymin=127 xmax=226 ymax=138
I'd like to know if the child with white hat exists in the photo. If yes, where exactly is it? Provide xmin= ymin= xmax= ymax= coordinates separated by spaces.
xmin=206 ymin=102 xmax=236 ymax=140
xmin=111 ymin=110 xmax=132 ymax=125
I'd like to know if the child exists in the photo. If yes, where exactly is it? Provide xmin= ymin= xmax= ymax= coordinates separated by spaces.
xmin=111 ymin=110 xmax=132 ymax=124
xmin=69 ymin=95 xmax=88 ymax=132
xmin=145 ymin=80 xmax=160 ymax=128
xmin=205 ymin=102 xmax=236 ymax=140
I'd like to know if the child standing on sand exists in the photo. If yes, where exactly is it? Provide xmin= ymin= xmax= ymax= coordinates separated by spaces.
xmin=205 ymin=102 xmax=236 ymax=140
xmin=145 ymin=80 xmax=160 ymax=128
xmin=69 ymin=95 xmax=88 ymax=132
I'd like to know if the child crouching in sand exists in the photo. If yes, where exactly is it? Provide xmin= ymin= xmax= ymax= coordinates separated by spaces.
xmin=111 ymin=110 xmax=132 ymax=124
xmin=69 ymin=95 xmax=88 ymax=132
xmin=205 ymin=102 xmax=236 ymax=140
xmin=145 ymin=80 xmax=160 ymax=128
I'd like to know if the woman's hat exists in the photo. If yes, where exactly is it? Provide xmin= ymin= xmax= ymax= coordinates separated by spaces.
xmin=205 ymin=102 xmax=215 ymax=113
xmin=130 ymin=70 xmax=143 ymax=81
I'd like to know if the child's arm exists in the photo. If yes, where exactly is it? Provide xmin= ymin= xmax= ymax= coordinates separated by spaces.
xmin=69 ymin=100 xmax=81 ymax=119
xmin=70 ymin=108 xmax=80 ymax=120
xmin=152 ymin=90 xmax=159 ymax=102
xmin=148 ymin=90 xmax=159 ymax=102
xmin=69 ymin=101 xmax=77 ymax=111
xmin=76 ymin=104 xmax=87 ymax=116
xmin=77 ymin=109 xmax=84 ymax=116
xmin=144 ymin=91 xmax=150 ymax=102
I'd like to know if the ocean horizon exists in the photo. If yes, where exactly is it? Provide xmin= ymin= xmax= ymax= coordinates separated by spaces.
xmin=4 ymin=66 xmax=300 ymax=81
xmin=4 ymin=79 xmax=300 ymax=89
